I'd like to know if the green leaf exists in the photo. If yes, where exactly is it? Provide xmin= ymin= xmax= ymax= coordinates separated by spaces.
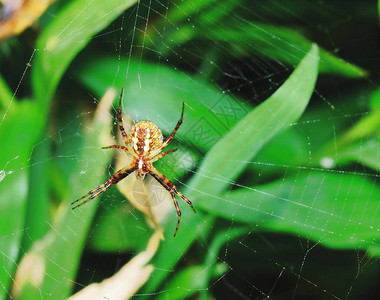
xmin=157 ymin=263 xmax=228 ymax=300
xmin=200 ymin=171 xmax=380 ymax=251
xmin=370 ymin=88 xmax=380 ymax=111
xmin=21 ymin=138 xmax=50 ymax=252
xmin=198 ymin=0 xmax=240 ymax=26
xmin=88 ymin=203 xmax=151 ymax=252
xmin=1 ymin=1 xmax=138 ymax=296
xmin=333 ymin=111 xmax=380 ymax=150
xmin=76 ymin=58 xmax=251 ymax=153
xmin=201 ymin=22 xmax=366 ymax=78
xmin=0 ymin=170 xmax=28 ymax=300
xmin=155 ymin=0 xmax=239 ymax=38
xmin=144 ymin=44 xmax=319 ymax=295
xmin=250 ymin=127 xmax=308 ymax=176
xmin=14 ymin=93 xmax=114 ymax=298
xmin=32 ymin=0 xmax=138 ymax=110
xmin=145 ymin=3 xmax=365 ymax=79
xmin=337 ymin=138 xmax=380 ymax=171
xmin=143 ymin=212 xmax=214 ymax=294
xmin=189 ymin=44 xmax=319 ymax=196
xmin=165 ymin=0 xmax=220 ymax=24
xmin=0 ymin=101 xmax=44 ymax=299
xmin=315 ymin=88 xmax=380 ymax=169
xmin=200 ymin=227 xmax=248 ymax=300
xmin=0 ymin=74 xmax=13 ymax=110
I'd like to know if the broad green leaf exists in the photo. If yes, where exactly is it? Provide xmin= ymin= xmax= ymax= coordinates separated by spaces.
xmin=334 ymin=111 xmax=380 ymax=150
xmin=337 ymin=139 xmax=380 ymax=171
xmin=200 ymin=227 xmax=248 ymax=300
xmin=0 ymin=170 xmax=28 ymax=300
xmin=16 ymin=283 xmax=42 ymax=300
xmin=145 ymin=3 xmax=365 ymax=79
xmin=21 ymin=138 xmax=50 ymax=252
xmin=0 ymin=75 xmax=12 ymax=109
xmin=157 ymin=263 xmax=228 ymax=300
xmin=198 ymin=0 xmax=240 ymax=26
xmin=189 ymin=44 xmax=319 ymax=196
xmin=144 ymin=44 xmax=319 ymax=294
xmin=13 ymin=92 xmax=114 ymax=299
xmin=287 ymin=88 xmax=375 ymax=171
xmin=370 ymin=88 xmax=380 ymax=111
xmin=76 ymin=58 xmax=251 ymax=153
xmin=201 ymin=22 xmax=366 ymax=78
xmin=143 ymin=213 xmax=214 ymax=294
xmin=0 ymin=101 xmax=44 ymax=299
xmin=165 ymin=0 xmax=220 ymax=24
xmin=2 ymin=1 xmax=138 ymax=296
xmin=48 ymin=102 xmax=85 ymax=200
xmin=315 ymin=89 xmax=380 ymax=168
xmin=154 ymin=0 xmax=241 ymax=32
xmin=250 ymin=127 xmax=308 ymax=176
xmin=200 ymin=171 xmax=380 ymax=251
xmin=32 ymin=0 xmax=138 ymax=109
xmin=88 ymin=203 xmax=150 ymax=252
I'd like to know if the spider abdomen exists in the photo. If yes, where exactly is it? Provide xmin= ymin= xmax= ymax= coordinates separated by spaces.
xmin=128 ymin=121 xmax=163 ymax=157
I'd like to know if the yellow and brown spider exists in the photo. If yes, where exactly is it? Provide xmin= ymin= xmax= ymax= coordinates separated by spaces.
xmin=71 ymin=89 xmax=196 ymax=236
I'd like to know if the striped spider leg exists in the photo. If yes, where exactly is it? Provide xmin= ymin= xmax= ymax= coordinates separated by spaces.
xmin=146 ymin=101 xmax=196 ymax=236
xmin=148 ymin=165 xmax=196 ymax=236
xmin=71 ymin=165 xmax=136 ymax=209
xmin=71 ymin=89 xmax=196 ymax=236
xmin=71 ymin=89 xmax=133 ymax=209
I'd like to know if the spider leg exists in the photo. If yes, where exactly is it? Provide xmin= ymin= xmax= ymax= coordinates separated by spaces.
xmin=71 ymin=165 xmax=136 ymax=209
xmin=159 ymin=102 xmax=185 ymax=151
xmin=117 ymin=88 xmax=129 ymax=146
xmin=168 ymin=189 xmax=181 ymax=237
xmin=147 ymin=165 xmax=195 ymax=236
xmin=102 ymin=145 xmax=128 ymax=151
xmin=151 ymin=148 xmax=177 ymax=163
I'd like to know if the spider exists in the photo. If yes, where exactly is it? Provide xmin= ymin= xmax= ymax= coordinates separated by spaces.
xmin=71 ymin=89 xmax=196 ymax=236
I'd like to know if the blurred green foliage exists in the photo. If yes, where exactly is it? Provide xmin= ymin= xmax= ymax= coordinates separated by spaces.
xmin=0 ymin=0 xmax=380 ymax=299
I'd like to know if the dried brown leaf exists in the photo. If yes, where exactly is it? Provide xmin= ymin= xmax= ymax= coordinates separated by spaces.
xmin=0 ymin=0 xmax=55 ymax=40
xmin=68 ymin=231 xmax=161 ymax=300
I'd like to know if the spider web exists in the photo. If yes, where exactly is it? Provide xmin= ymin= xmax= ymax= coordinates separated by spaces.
xmin=1 ymin=0 xmax=380 ymax=299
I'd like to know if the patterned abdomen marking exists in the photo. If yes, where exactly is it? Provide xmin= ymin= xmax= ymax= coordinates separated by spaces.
xmin=128 ymin=121 xmax=163 ymax=157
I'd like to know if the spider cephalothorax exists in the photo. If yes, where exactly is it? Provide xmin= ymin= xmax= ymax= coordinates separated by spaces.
xmin=71 ymin=89 xmax=196 ymax=236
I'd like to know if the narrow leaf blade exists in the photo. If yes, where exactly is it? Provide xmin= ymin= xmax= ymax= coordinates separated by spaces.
xmin=189 ymin=44 xmax=320 ymax=195
xmin=144 ymin=44 xmax=320 ymax=294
